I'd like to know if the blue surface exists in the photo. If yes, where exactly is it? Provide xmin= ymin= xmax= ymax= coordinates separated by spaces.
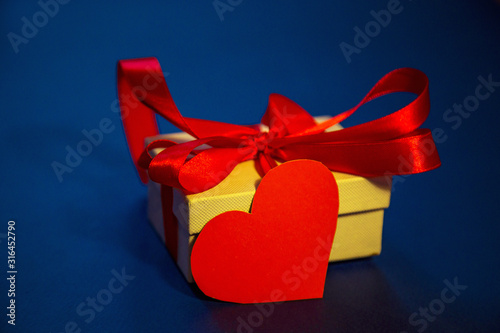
xmin=1 ymin=1 xmax=500 ymax=332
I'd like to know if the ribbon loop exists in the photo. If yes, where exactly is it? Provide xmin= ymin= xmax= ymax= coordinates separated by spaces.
xmin=117 ymin=57 xmax=441 ymax=193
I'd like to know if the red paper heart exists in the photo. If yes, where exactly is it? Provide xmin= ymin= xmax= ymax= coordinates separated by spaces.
xmin=191 ymin=160 xmax=339 ymax=303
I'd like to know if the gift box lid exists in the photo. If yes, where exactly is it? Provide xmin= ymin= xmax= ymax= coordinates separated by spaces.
xmin=145 ymin=117 xmax=392 ymax=235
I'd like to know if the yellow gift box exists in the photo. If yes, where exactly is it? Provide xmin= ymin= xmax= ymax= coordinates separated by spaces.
xmin=145 ymin=119 xmax=392 ymax=283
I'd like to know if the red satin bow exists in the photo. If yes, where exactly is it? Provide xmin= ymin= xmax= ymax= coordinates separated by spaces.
xmin=117 ymin=57 xmax=440 ymax=193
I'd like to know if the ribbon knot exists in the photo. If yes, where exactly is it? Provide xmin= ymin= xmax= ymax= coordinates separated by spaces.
xmin=243 ymin=130 xmax=279 ymax=175
xmin=244 ymin=131 xmax=274 ymax=156
xmin=118 ymin=57 xmax=441 ymax=194
xmin=252 ymin=132 xmax=270 ymax=152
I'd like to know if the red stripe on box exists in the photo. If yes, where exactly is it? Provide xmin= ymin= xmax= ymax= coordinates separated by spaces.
xmin=161 ymin=185 xmax=178 ymax=261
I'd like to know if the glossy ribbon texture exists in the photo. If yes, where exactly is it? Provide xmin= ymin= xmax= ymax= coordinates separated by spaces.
xmin=117 ymin=57 xmax=441 ymax=194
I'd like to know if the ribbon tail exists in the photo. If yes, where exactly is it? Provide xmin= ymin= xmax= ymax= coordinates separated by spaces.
xmin=117 ymin=57 xmax=259 ymax=183
xmin=254 ymin=153 xmax=278 ymax=177
xmin=180 ymin=148 xmax=252 ymax=193
xmin=117 ymin=59 xmax=161 ymax=183
xmin=275 ymin=129 xmax=441 ymax=177
xmin=290 ymin=68 xmax=430 ymax=141
xmin=148 ymin=137 xmax=253 ymax=193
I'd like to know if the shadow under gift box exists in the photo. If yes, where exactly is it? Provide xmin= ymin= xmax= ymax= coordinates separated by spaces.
xmin=145 ymin=118 xmax=392 ymax=283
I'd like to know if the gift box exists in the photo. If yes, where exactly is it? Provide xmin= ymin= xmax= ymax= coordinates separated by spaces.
xmin=145 ymin=120 xmax=392 ymax=282
xmin=117 ymin=58 xmax=441 ymax=295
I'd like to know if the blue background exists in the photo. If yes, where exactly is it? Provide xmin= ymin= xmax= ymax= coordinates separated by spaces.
xmin=1 ymin=0 xmax=500 ymax=332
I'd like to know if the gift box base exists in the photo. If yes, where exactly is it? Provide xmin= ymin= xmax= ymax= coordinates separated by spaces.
xmin=148 ymin=181 xmax=384 ymax=283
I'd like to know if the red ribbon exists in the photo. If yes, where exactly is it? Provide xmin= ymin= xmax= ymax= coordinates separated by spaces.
xmin=160 ymin=185 xmax=178 ymax=260
xmin=117 ymin=57 xmax=440 ymax=194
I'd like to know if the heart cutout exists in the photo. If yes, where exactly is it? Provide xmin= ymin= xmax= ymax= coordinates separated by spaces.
xmin=191 ymin=160 xmax=339 ymax=303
